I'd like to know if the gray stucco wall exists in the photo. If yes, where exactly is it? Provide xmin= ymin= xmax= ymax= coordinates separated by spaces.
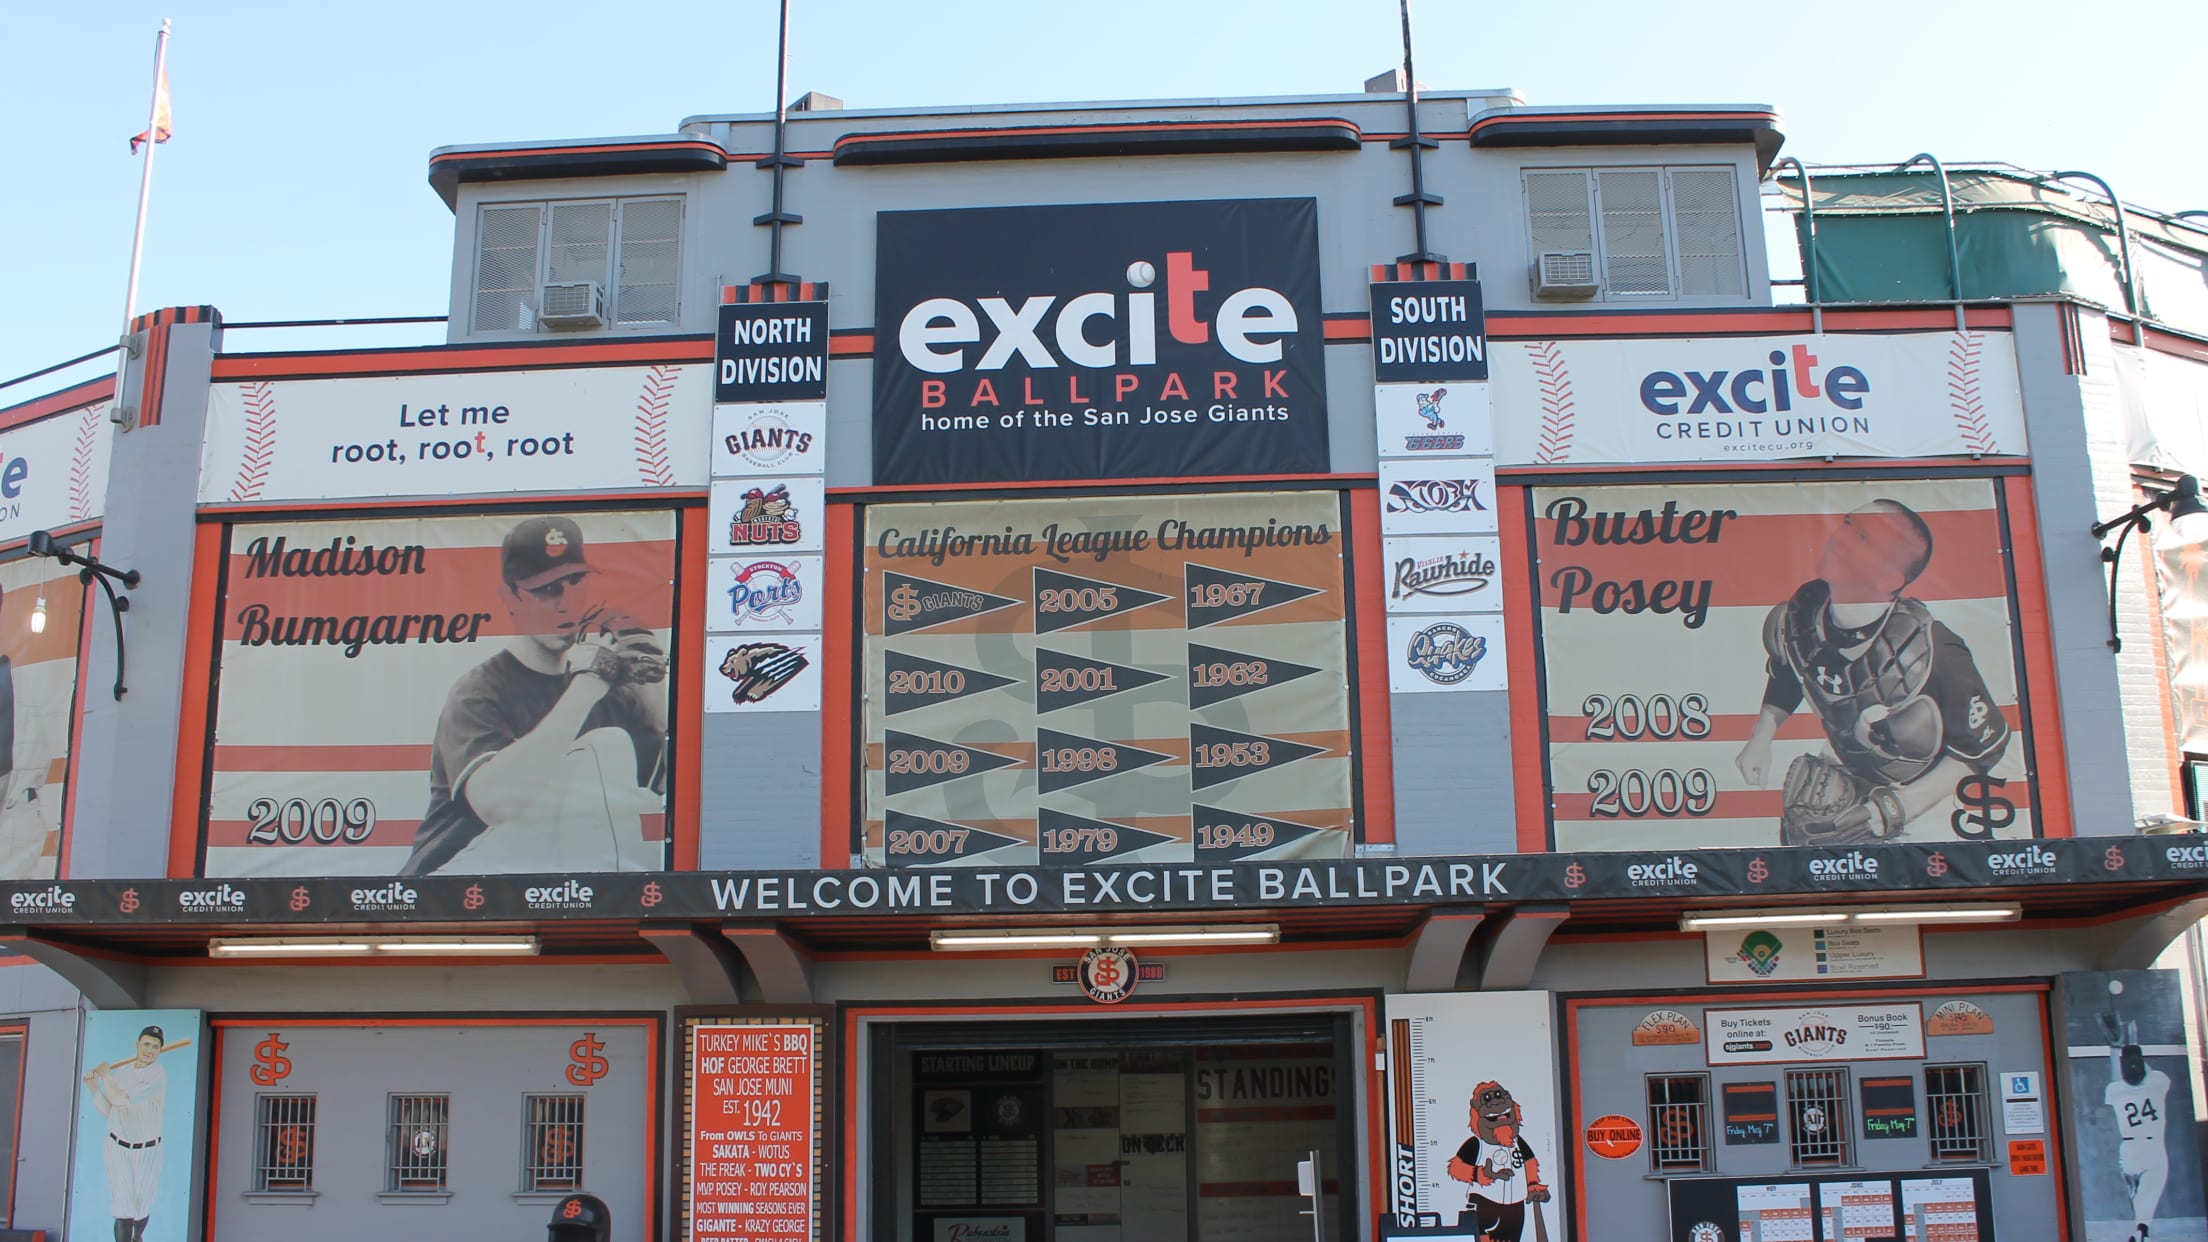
xmin=0 ymin=962 xmax=84 ymax=1236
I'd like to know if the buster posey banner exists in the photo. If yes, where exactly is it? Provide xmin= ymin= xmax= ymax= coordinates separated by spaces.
xmin=202 ymin=510 xmax=676 ymax=877
xmin=199 ymin=365 xmax=710 ymax=504
xmin=0 ymin=398 xmax=113 ymax=544
xmin=872 ymin=199 xmax=1330 ymax=484
xmin=1488 ymin=332 xmax=2025 ymax=464
xmin=862 ymin=491 xmax=1354 ymax=867
xmin=1385 ymin=992 xmax=1563 ymax=1238
xmin=0 ymin=554 xmax=88 ymax=879
xmin=1531 ymin=478 xmax=2034 ymax=852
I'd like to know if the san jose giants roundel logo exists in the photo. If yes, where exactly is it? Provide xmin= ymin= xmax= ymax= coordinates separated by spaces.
xmin=1077 ymin=945 xmax=1139 ymax=1004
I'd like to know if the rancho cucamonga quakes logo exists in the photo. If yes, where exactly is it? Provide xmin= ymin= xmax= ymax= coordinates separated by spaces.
xmin=1077 ymin=946 xmax=1139 ymax=1004
xmin=1404 ymin=621 xmax=1486 ymax=686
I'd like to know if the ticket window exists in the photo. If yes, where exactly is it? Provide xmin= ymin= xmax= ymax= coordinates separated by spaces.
xmin=873 ymin=1017 xmax=1356 ymax=1242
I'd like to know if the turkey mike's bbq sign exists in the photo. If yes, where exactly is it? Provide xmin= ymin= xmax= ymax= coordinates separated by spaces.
xmin=872 ymin=198 xmax=1330 ymax=485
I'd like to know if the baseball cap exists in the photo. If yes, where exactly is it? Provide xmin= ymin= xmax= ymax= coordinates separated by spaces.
xmin=138 ymin=1025 xmax=165 ymax=1045
xmin=502 ymin=516 xmax=596 ymax=590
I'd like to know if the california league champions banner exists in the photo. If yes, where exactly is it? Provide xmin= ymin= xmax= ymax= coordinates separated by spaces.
xmin=1531 ymin=478 xmax=2033 ymax=852
xmin=204 ymin=511 xmax=676 ymax=877
xmin=872 ymin=198 xmax=1329 ymax=484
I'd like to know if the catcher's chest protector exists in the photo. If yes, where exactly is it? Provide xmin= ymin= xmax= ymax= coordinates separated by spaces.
xmin=1775 ymin=586 xmax=1943 ymax=784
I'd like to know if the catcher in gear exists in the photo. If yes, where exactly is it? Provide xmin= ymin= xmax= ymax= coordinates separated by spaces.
xmin=720 ymin=641 xmax=809 ymax=705
xmin=401 ymin=516 xmax=669 ymax=875
xmin=1736 ymin=499 xmax=2011 ymax=845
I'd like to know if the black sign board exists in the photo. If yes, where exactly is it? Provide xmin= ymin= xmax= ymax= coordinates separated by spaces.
xmin=871 ymin=198 xmax=1329 ymax=484
xmin=715 ymin=301 xmax=829 ymax=403
xmin=1721 ymin=1081 xmax=1779 ymax=1145
xmin=1368 ymin=278 xmax=1487 ymax=382
xmin=1861 ymin=1075 xmax=1919 ymax=1139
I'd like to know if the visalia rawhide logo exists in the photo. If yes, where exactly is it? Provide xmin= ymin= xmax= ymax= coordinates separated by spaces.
xmin=349 ymin=882 xmax=418 ymax=913
xmin=873 ymin=199 xmax=1328 ymax=484
xmin=1392 ymin=547 xmax=1497 ymax=601
xmin=525 ymin=879 xmax=594 ymax=911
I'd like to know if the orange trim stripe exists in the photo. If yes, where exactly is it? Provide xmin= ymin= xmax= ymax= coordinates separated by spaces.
xmin=821 ymin=502 xmax=856 ymax=869
xmin=675 ymin=505 xmax=706 ymax=870
xmin=169 ymin=524 xmax=226 ymax=876
xmin=210 ymin=338 xmax=712 ymax=379
xmin=1499 ymin=484 xmax=1548 ymax=851
xmin=1349 ymin=489 xmax=1394 ymax=845
xmin=0 ymin=377 xmax=114 ymax=432
xmin=2001 ymin=475 xmax=2074 ymax=836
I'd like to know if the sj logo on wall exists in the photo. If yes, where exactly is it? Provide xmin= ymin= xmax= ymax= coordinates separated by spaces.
xmin=872 ymin=198 xmax=1329 ymax=484
xmin=1384 ymin=992 xmax=1562 ymax=1238
xmin=202 ymin=510 xmax=676 ymax=877
xmin=1487 ymin=333 xmax=2026 ymax=465
xmin=69 ymin=1010 xmax=205 ymax=1242
xmin=200 ymin=366 xmax=710 ymax=504
xmin=1531 ymin=477 xmax=2034 ymax=853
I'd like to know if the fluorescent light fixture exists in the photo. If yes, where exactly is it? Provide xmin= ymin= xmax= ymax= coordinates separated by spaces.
xmin=209 ymin=935 xmax=540 ymax=959
xmin=930 ymin=930 xmax=1103 ymax=950
xmin=1105 ymin=925 xmax=1280 ymax=946
xmin=1681 ymin=903 xmax=2023 ymax=932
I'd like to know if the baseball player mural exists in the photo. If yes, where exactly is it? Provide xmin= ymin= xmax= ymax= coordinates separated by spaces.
xmin=202 ymin=510 xmax=678 ymax=877
xmin=1535 ymin=479 xmax=2031 ymax=851
xmin=69 ymin=1011 xmax=203 ymax=1242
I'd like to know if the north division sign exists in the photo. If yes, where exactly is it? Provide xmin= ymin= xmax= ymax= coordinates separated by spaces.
xmin=871 ymin=198 xmax=1329 ymax=484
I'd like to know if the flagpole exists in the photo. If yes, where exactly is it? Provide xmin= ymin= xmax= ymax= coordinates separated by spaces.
xmin=115 ymin=18 xmax=171 ymax=428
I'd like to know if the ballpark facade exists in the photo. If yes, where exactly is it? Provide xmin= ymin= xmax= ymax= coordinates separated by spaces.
xmin=1 ymin=77 xmax=2206 ymax=1242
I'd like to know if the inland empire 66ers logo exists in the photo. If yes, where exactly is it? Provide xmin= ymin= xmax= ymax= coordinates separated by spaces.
xmin=1078 ymin=946 xmax=1139 ymax=1004
xmin=1405 ymin=621 xmax=1486 ymax=686
xmin=1404 ymin=387 xmax=1465 ymax=452
xmin=727 ymin=560 xmax=802 ymax=624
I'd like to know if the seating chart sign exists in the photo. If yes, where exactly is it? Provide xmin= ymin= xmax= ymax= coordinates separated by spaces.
xmin=862 ymin=492 xmax=1354 ymax=866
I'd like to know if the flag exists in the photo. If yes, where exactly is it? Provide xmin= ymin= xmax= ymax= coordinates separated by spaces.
xmin=129 ymin=69 xmax=171 ymax=154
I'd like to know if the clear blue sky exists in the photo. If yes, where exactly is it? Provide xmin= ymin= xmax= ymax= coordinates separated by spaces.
xmin=4 ymin=0 xmax=2203 ymax=389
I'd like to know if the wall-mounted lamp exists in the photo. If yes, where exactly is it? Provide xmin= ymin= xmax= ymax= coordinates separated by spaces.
xmin=26 ymin=530 xmax=141 ymax=699
xmin=2091 ymin=474 xmax=2208 ymax=652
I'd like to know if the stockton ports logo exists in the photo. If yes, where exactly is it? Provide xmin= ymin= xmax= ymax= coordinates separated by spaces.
xmin=1385 ymin=476 xmax=1487 ymax=517
xmin=726 ymin=560 xmax=802 ymax=625
xmin=1392 ymin=548 xmax=1496 ymax=602
xmin=348 ymin=882 xmax=418 ymax=913
xmin=728 ymin=484 xmax=802 ymax=547
xmin=1403 ymin=387 xmax=1465 ymax=452
xmin=1404 ymin=621 xmax=1485 ymax=686
xmin=1077 ymin=946 xmax=1140 ymax=1004
xmin=725 ymin=407 xmax=817 ymax=471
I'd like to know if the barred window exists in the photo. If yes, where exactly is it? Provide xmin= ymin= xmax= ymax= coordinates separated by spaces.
xmin=386 ymin=1094 xmax=450 ymax=1192
xmin=1645 ymin=1075 xmax=1712 ymax=1172
xmin=1520 ymin=166 xmax=1744 ymax=300
xmin=1925 ymin=1063 xmax=1993 ymax=1162
xmin=1785 ymin=1068 xmax=1852 ymax=1167
xmin=254 ymin=1095 xmax=316 ymax=1191
xmin=524 ymin=1094 xmax=586 ymax=1191
xmin=468 ymin=196 xmax=683 ymax=334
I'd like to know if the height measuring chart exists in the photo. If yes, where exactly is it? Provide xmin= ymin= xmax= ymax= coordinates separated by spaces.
xmin=862 ymin=492 xmax=1355 ymax=866
xmin=1384 ymin=993 xmax=1562 ymax=1235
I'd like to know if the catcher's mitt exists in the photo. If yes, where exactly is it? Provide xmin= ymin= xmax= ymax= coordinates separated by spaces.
xmin=1780 ymin=753 xmax=1904 ymax=846
xmin=720 ymin=641 xmax=809 ymax=703
xmin=563 ymin=606 xmax=669 ymax=686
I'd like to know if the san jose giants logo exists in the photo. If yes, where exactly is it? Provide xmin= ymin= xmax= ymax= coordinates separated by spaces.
xmin=1078 ymin=946 xmax=1139 ymax=1004
xmin=726 ymin=407 xmax=816 ymax=470
xmin=726 ymin=560 xmax=802 ymax=624
xmin=1405 ymin=621 xmax=1486 ymax=685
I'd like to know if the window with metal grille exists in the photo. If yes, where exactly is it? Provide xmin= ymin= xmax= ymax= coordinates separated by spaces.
xmin=1925 ymin=1064 xmax=1992 ymax=1161
xmin=386 ymin=1094 xmax=450 ymax=1192
xmin=468 ymin=196 xmax=683 ymax=333
xmin=1520 ymin=166 xmax=1743 ymax=300
xmin=1645 ymin=1074 xmax=1712 ymax=1172
xmin=1785 ymin=1068 xmax=1852 ymax=1167
xmin=253 ymin=1094 xmax=317 ymax=1191
xmin=523 ymin=1094 xmax=586 ymax=1191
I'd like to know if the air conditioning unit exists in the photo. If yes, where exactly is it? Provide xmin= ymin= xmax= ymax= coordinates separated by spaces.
xmin=1533 ymin=251 xmax=1599 ymax=300
xmin=537 ymin=282 xmax=606 ymax=330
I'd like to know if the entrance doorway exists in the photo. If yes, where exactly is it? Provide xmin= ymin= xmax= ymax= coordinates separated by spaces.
xmin=869 ymin=1014 xmax=1357 ymax=1242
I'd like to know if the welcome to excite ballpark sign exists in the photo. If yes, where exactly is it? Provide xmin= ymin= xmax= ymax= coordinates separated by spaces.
xmin=871 ymin=198 xmax=1329 ymax=484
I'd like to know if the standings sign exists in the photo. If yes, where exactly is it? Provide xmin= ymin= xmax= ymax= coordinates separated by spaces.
xmin=872 ymin=198 xmax=1330 ymax=484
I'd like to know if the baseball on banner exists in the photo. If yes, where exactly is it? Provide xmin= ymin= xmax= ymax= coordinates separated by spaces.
xmin=202 ymin=510 xmax=676 ymax=877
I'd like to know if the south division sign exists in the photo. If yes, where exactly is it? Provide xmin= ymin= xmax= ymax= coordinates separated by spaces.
xmin=4 ymin=836 xmax=2201 ymax=923
xmin=862 ymin=491 xmax=1355 ymax=867
xmin=871 ymin=198 xmax=1329 ymax=484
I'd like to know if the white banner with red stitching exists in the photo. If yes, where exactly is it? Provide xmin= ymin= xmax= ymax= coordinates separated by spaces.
xmin=1488 ymin=332 xmax=2026 ymax=465
xmin=198 ymin=365 xmax=709 ymax=505
xmin=0 ymin=400 xmax=113 ymax=545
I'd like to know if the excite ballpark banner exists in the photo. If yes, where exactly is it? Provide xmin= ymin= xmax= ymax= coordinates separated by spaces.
xmin=202 ymin=510 xmax=676 ymax=877
xmin=200 ymin=365 xmax=710 ymax=504
xmin=0 ymin=836 xmax=2198 ymax=923
xmin=1487 ymin=332 xmax=2026 ymax=464
xmin=0 ymin=399 xmax=112 ymax=545
xmin=1385 ymin=993 xmax=1562 ymax=1236
xmin=863 ymin=491 xmax=1354 ymax=867
xmin=1531 ymin=478 xmax=2034 ymax=852
xmin=871 ymin=199 xmax=1329 ymax=484
xmin=0 ymin=554 xmax=89 ymax=879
